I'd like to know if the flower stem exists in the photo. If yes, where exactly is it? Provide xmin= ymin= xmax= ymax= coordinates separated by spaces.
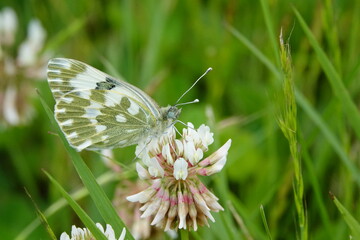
xmin=180 ymin=229 xmax=189 ymax=240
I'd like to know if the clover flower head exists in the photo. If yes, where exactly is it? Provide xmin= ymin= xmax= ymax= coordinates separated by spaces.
xmin=128 ymin=123 xmax=231 ymax=231
xmin=60 ymin=223 xmax=126 ymax=240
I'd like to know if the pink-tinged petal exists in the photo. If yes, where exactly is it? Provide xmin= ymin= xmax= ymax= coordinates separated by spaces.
xmin=174 ymin=158 xmax=188 ymax=180
xmin=165 ymin=203 xmax=178 ymax=231
xmin=189 ymin=184 xmax=215 ymax=222
xmin=199 ymin=139 xmax=231 ymax=167
xmin=141 ymin=197 xmax=162 ymax=218
xmin=136 ymin=162 xmax=150 ymax=180
xmin=202 ymin=191 xmax=223 ymax=211
xmin=177 ymin=189 xmax=188 ymax=229
xmin=126 ymin=179 xmax=161 ymax=203
xmin=151 ymin=188 xmax=170 ymax=225
xmin=165 ymin=188 xmax=178 ymax=231
xmin=198 ymin=155 xmax=227 ymax=176
xmin=188 ymin=194 xmax=198 ymax=231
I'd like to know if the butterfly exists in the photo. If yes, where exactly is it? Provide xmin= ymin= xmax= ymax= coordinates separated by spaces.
xmin=47 ymin=58 xmax=211 ymax=151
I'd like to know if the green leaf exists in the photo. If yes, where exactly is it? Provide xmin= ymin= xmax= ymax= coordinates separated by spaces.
xmin=331 ymin=193 xmax=360 ymax=239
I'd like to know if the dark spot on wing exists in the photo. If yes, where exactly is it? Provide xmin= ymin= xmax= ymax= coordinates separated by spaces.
xmin=105 ymin=77 xmax=120 ymax=85
xmin=95 ymin=81 xmax=116 ymax=90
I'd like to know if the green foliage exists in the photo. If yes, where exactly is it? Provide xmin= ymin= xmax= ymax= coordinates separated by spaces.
xmin=1 ymin=0 xmax=360 ymax=239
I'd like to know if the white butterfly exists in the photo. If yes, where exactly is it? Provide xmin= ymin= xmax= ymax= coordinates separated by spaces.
xmin=47 ymin=58 xmax=211 ymax=151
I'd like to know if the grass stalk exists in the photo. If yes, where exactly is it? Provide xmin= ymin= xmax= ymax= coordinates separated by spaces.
xmin=277 ymin=33 xmax=307 ymax=240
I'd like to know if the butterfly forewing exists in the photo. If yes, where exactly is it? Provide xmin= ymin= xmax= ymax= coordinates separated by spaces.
xmin=47 ymin=58 xmax=162 ymax=151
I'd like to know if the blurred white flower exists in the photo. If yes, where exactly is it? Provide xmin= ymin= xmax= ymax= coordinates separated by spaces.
xmin=0 ymin=7 xmax=48 ymax=127
xmin=127 ymin=123 xmax=231 ymax=231
xmin=0 ymin=7 xmax=17 ymax=46
xmin=60 ymin=223 xmax=126 ymax=240
xmin=17 ymin=19 xmax=46 ymax=67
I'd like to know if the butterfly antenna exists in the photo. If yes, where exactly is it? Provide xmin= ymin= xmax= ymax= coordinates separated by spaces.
xmin=175 ymin=67 xmax=212 ymax=104
xmin=175 ymin=99 xmax=199 ymax=107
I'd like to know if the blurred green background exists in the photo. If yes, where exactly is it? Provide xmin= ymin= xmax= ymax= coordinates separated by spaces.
xmin=1 ymin=0 xmax=360 ymax=239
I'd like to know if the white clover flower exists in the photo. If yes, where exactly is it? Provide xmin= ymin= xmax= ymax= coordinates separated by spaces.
xmin=0 ymin=7 xmax=48 ymax=127
xmin=60 ymin=223 xmax=126 ymax=240
xmin=128 ymin=123 xmax=231 ymax=231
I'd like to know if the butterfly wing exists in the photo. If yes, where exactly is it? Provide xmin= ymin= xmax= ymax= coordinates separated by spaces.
xmin=47 ymin=58 xmax=162 ymax=151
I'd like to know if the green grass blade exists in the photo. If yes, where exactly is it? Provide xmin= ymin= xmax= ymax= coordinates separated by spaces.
xmin=38 ymin=91 xmax=134 ymax=240
xmin=260 ymin=0 xmax=281 ymax=68
xmin=294 ymin=7 xmax=360 ymax=141
xmin=259 ymin=205 xmax=272 ymax=240
xmin=331 ymin=193 xmax=360 ymax=239
xmin=44 ymin=171 xmax=107 ymax=240
xmin=22 ymin=189 xmax=56 ymax=240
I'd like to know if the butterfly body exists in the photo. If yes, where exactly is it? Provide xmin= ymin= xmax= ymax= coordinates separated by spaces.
xmin=47 ymin=58 xmax=180 ymax=151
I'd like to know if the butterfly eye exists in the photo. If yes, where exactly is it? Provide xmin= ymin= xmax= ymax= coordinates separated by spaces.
xmin=166 ymin=106 xmax=181 ymax=120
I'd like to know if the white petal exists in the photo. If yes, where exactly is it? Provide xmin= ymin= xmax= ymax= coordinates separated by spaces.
xmin=197 ymin=124 xmax=214 ymax=148
xmin=183 ymin=141 xmax=196 ymax=165
xmin=126 ymin=179 xmax=161 ymax=203
xmin=162 ymin=143 xmax=173 ymax=165
xmin=173 ymin=158 xmax=188 ymax=180
xmin=148 ymin=157 xmax=164 ymax=177
xmin=127 ymin=189 xmax=153 ymax=203
xmin=71 ymin=225 xmax=82 ymax=237
xmin=175 ymin=139 xmax=184 ymax=156
xmin=119 ymin=228 xmax=126 ymax=240
xmin=96 ymin=223 xmax=105 ymax=233
xmin=207 ymin=155 xmax=227 ymax=175
xmin=199 ymin=139 xmax=231 ymax=167
xmin=136 ymin=162 xmax=150 ymax=179
xmin=59 ymin=232 xmax=70 ymax=240
xmin=177 ymin=190 xmax=188 ymax=229
xmin=194 ymin=148 xmax=204 ymax=165
xmin=141 ymin=197 xmax=162 ymax=218
xmin=104 ymin=224 xmax=116 ymax=240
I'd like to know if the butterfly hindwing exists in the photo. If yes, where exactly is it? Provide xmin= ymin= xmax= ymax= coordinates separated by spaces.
xmin=47 ymin=58 xmax=161 ymax=151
